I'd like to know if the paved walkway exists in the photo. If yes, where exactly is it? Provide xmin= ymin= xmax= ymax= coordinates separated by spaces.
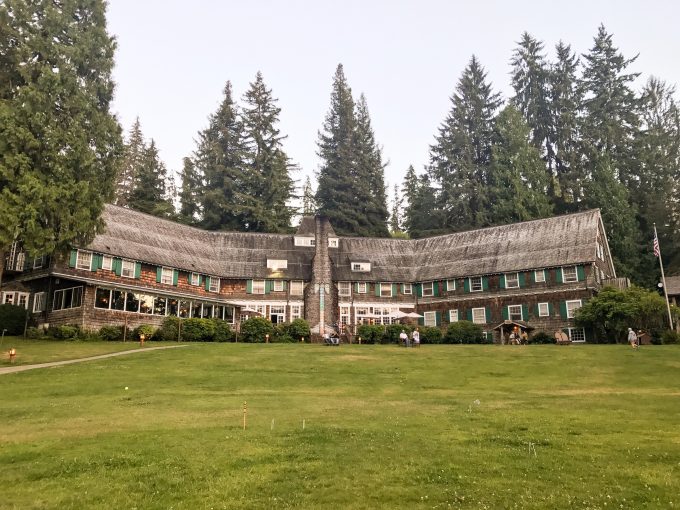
xmin=0 ymin=345 xmax=189 ymax=375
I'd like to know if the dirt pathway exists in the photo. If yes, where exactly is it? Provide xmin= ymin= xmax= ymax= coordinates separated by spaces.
xmin=0 ymin=345 xmax=190 ymax=375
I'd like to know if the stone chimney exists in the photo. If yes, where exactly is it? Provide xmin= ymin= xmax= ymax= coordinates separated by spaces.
xmin=304 ymin=216 xmax=337 ymax=338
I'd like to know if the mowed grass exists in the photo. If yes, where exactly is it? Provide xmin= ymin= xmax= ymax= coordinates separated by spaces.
xmin=1 ymin=344 xmax=679 ymax=509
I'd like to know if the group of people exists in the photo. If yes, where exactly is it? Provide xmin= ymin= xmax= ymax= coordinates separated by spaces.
xmin=509 ymin=330 xmax=528 ymax=345
xmin=399 ymin=328 xmax=420 ymax=347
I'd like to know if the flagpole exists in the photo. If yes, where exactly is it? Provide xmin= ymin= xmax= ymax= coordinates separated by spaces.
xmin=654 ymin=223 xmax=674 ymax=329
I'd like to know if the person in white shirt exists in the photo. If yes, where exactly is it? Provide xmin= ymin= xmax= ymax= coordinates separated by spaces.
xmin=627 ymin=328 xmax=638 ymax=349
xmin=399 ymin=329 xmax=408 ymax=347
xmin=412 ymin=328 xmax=420 ymax=347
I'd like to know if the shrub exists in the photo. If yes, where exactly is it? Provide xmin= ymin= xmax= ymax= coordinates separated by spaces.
xmin=156 ymin=317 xmax=180 ymax=341
xmin=419 ymin=326 xmax=443 ymax=344
xmin=240 ymin=317 xmax=274 ymax=343
xmin=445 ymin=321 xmax=484 ymax=344
xmin=660 ymin=330 xmax=679 ymax=345
xmin=530 ymin=331 xmax=554 ymax=344
xmin=356 ymin=324 xmax=383 ymax=344
xmin=182 ymin=318 xmax=215 ymax=342
xmin=99 ymin=325 xmax=126 ymax=341
xmin=50 ymin=325 xmax=80 ymax=340
xmin=25 ymin=326 xmax=45 ymax=339
xmin=287 ymin=318 xmax=311 ymax=342
xmin=133 ymin=324 xmax=156 ymax=341
xmin=0 ymin=304 xmax=28 ymax=335
xmin=212 ymin=319 xmax=235 ymax=342
xmin=385 ymin=324 xmax=413 ymax=344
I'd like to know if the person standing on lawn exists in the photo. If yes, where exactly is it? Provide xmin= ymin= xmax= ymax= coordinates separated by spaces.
xmin=627 ymin=328 xmax=638 ymax=349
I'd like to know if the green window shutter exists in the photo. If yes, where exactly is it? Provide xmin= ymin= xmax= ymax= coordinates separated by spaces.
xmin=522 ymin=304 xmax=529 ymax=321
xmin=265 ymin=280 xmax=274 ymax=294
xmin=577 ymin=266 xmax=586 ymax=281
xmin=485 ymin=306 xmax=491 ymax=323
xmin=534 ymin=304 xmax=540 ymax=316
xmin=548 ymin=302 xmax=554 ymax=316
xmin=69 ymin=249 xmax=78 ymax=268
xmin=463 ymin=279 xmax=470 ymax=293
xmin=375 ymin=283 xmax=381 ymax=297
xmin=500 ymin=274 xmax=505 ymax=289
xmin=418 ymin=316 xmax=424 ymax=326
xmin=392 ymin=283 xmax=397 ymax=296
xmin=435 ymin=311 xmax=442 ymax=326
xmin=134 ymin=262 xmax=141 ymax=279
xmin=559 ymin=301 xmax=567 ymax=319
xmin=556 ymin=268 xmax=563 ymax=283
xmin=156 ymin=267 xmax=162 ymax=283
xmin=466 ymin=309 xmax=472 ymax=321
xmin=482 ymin=277 xmax=489 ymax=291
xmin=91 ymin=254 xmax=100 ymax=272
xmin=415 ymin=283 xmax=422 ymax=297
xmin=519 ymin=273 xmax=526 ymax=288
xmin=246 ymin=280 xmax=253 ymax=294
xmin=113 ymin=258 xmax=122 ymax=276
xmin=172 ymin=269 xmax=179 ymax=286
xmin=433 ymin=282 xmax=440 ymax=297
xmin=530 ymin=271 xmax=535 ymax=284
xmin=205 ymin=276 xmax=211 ymax=291
xmin=187 ymin=273 xmax=192 ymax=284
xmin=502 ymin=306 xmax=509 ymax=320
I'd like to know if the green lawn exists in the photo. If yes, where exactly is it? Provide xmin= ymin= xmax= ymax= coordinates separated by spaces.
xmin=0 ymin=343 xmax=678 ymax=509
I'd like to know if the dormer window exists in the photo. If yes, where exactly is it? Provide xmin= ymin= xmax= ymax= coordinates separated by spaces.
xmin=294 ymin=237 xmax=315 ymax=247
xmin=267 ymin=259 xmax=288 ymax=270
xmin=328 ymin=238 xmax=339 ymax=248
xmin=351 ymin=262 xmax=371 ymax=272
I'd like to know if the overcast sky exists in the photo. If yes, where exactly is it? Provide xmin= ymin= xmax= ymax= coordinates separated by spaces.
xmin=107 ymin=0 xmax=680 ymax=193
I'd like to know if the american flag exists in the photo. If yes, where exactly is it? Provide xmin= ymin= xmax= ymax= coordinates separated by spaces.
xmin=653 ymin=232 xmax=660 ymax=258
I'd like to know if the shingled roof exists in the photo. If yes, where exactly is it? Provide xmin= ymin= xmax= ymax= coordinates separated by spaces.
xmin=85 ymin=205 xmax=603 ymax=283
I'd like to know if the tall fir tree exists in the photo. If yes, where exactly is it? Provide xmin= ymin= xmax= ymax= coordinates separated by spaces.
xmin=580 ymin=24 xmax=642 ymax=279
xmin=353 ymin=94 xmax=390 ymax=237
xmin=549 ymin=41 xmax=584 ymax=213
xmin=178 ymin=157 xmax=201 ymax=224
xmin=402 ymin=165 xmax=444 ymax=238
xmin=389 ymin=184 xmax=402 ymax=233
xmin=127 ymin=139 xmax=174 ymax=218
xmin=428 ymin=55 xmax=502 ymax=231
xmin=302 ymin=175 xmax=316 ymax=215
xmin=486 ymin=106 xmax=553 ymax=224
xmin=0 ymin=0 xmax=122 ymax=287
xmin=240 ymin=72 xmax=295 ymax=232
xmin=316 ymin=64 xmax=363 ymax=235
xmin=195 ymin=81 xmax=247 ymax=231
xmin=115 ymin=117 xmax=145 ymax=207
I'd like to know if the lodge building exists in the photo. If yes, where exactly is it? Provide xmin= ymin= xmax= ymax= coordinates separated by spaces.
xmin=1 ymin=204 xmax=621 ymax=342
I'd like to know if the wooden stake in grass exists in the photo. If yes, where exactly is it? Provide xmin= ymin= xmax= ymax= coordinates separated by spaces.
xmin=243 ymin=401 xmax=247 ymax=430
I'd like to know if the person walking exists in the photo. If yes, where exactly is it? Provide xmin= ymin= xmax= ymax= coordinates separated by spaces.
xmin=627 ymin=328 xmax=638 ymax=349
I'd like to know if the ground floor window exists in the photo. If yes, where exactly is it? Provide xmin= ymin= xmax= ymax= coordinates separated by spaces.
xmin=53 ymin=287 xmax=83 ymax=311
xmin=291 ymin=305 xmax=303 ymax=321
xmin=270 ymin=305 xmax=286 ymax=323
xmin=423 ymin=311 xmax=436 ymax=327
xmin=538 ymin=302 xmax=549 ymax=317
xmin=566 ymin=299 xmax=582 ymax=319
xmin=472 ymin=307 xmax=486 ymax=324
xmin=568 ymin=328 xmax=586 ymax=342
xmin=339 ymin=306 xmax=350 ymax=330
xmin=2 ymin=291 xmax=30 ymax=309
xmin=33 ymin=292 xmax=46 ymax=313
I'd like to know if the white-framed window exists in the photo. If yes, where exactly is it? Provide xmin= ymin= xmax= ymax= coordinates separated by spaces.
xmin=267 ymin=259 xmax=288 ymax=270
xmin=76 ymin=250 xmax=92 ymax=270
xmin=472 ymin=307 xmax=486 ymax=324
xmin=291 ymin=304 xmax=303 ymax=321
xmin=338 ymin=282 xmax=351 ymax=296
xmin=32 ymin=256 xmax=46 ymax=269
xmin=53 ymin=286 xmax=83 ymax=311
xmin=422 ymin=282 xmax=434 ymax=297
xmin=566 ymin=299 xmax=582 ymax=319
xmin=33 ymin=292 xmax=46 ymax=313
xmin=357 ymin=282 xmax=367 ymax=294
xmin=352 ymin=262 xmax=371 ymax=272
xmin=534 ymin=270 xmax=545 ymax=283
xmin=209 ymin=277 xmax=220 ymax=293
xmin=271 ymin=280 xmax=283 ymax=292
xmin=294 ymin=237 xmax=315 ymax=247
xmin=423 ymin=311 xmax=437 ymax=327
xmin=538 ymin=302 xmax=550 ymax=317
xmin=18 ymin=292 xmax=28 ymax=309
xmin=252 ymin=280 xmax=266 ymax=294
xmin=290 ymin=280 xmax=304 ymax=295
xmin=161 ymin=267 xmax=174 ymax=285
xmin=469 ymin=276 xmax=483 ymax=292
xmin=562 ymin=266 xmax=578 ymax=283
xmin=446 ymin=280 xmax=456 ymax=291
xmin=328 ymin=238 xmax=339 ymax=248
xmin=2 ymin=292 xmax=14 ymax=305
xmin=380 ymin=283 xmax=393 ymax=297
xmin=121 ymin=259 xmax=135 ymax=278
xmin=507 ymin=305 xmax=523 ymax=321
xmin=102 ymin=255 xmax=113 ymax=271
xmin=505 ymin=273 xmax=519 ymax=289
xmin=355 ymin=306 xmax=369 ymax=324
xmin=270 ymin=305 xmax=286 ymax=324
xmin=340 ymin=306 xmax=350 ymax=328
xmin=568 ymin=327 xmax=586 ymax=342
xmin=403 ymin=283 xmax=412 ymax=295
xmin=190 ymin=273 xmax=200 ymax=286
xmin=449 ymin=309 xmax=459 ymax=322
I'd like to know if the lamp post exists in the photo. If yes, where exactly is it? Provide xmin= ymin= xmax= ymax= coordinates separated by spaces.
xmin=265 ymin=334 xmax=269 ymax=344
xmin=139 ymin=333 xmax=146 ymax=347
xmin=9 ymin=348 xmax=16 ymax=363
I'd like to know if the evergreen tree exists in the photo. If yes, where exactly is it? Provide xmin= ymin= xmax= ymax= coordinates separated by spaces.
xmin=178 ymin=157 xmax=201 ymax=224
xmin=402 ymin=165 xmax=444 ymax=238
xmin=428 ymin=55 xmax=502 ymax=231
xmin=302 ymin=175 xmax=316 ymax=215
xmin=580 ymin=25 xmax=642 ymax=279
xmin=115 ymin=117 xmax=145 ymax=207
xmin=549 ymin=41 xmax=584 ymax=212
xmin=354 ymin=94 xmax=389 ymax=237
xmin=0 ymin=0 xmax=122 ymax=286
xmin=487 ymin=106 xmax=553 ymax=224
xmin=240 ymin=71 xmax=295 ymax=232
xmin=316 ymin=64 xmax=363 ymax=235
xmin=195 ymin=81 xmax=247 ymax=231
xmin=389 ymin=184 xmax=402 ymax=233
xmin=127 ymin=140 xmax=174 ymax=218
